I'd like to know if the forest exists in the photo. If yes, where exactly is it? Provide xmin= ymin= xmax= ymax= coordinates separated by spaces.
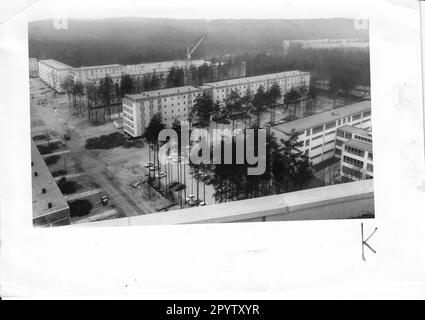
xmin=29 ymin=17 xmax=368 ymax=67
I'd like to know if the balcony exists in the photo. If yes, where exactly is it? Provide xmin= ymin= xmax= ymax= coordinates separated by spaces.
xmin=75 ymin=180 xmax=374 ymax=227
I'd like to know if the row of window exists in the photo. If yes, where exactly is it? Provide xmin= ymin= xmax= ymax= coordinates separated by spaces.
xmin=343 ymin=156 xmax=364 ymax=168
xmin=354 ymin=134 xmax=372 ymax=143
xmin=344 ymin=145 xmax=365 ymax=157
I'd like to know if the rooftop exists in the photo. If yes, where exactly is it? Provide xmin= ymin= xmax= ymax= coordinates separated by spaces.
xmin=272 ymin=100 xmax=371 ymax=134
xmin=125 ymin=86 xmax=203 ymax=101
xmin=31 ymin=140 xmax=69 ymax=219
xmin=75 ymin=64 xmax=123 ymax=70
xmin=39 ymin=59 xmax=72 ymax=70
xmin=203 ymin=70 xmax=309 ymax=88
xmin=344 ymin=139 xmax=373 ymax=153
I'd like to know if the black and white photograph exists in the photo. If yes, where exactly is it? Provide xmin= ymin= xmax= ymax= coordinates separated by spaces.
xmin=27 ymin=1 xmax=373 ymax=227
xmin=1 ymin=0 xmax=424 ymax=300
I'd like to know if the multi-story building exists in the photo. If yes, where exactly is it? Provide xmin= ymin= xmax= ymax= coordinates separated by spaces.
xmin=334 ymin=125 xmax=373 ymax=181
xmin=203 ymin=70 xmax=310 ymax=104
xmin=122 ymin=86 xmax=205 ymax=137
xmin=271 ymin=100 xmax=371 ymax=165
xmin=29 ymin=58 xmax=39 ymax=78
xmin=122 ymin=71 xmax=311 ymax=137
xmin=38 ymin=59 xmax=73 ymax=93
xmin=71 ymin=64 xmax=126 ymax=86
xmin=71 ymin=60 xmax=210 ymax=88
xmin=31 ymin=140 xmax=71 ymax=227
xmin=283 ymin=38 xmax=369 ymax=51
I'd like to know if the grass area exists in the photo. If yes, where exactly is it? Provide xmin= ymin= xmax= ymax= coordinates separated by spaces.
xmin=32 ymin=134 xmax=47 ymax=141
xmin=37 ymin=142 xmax=61 ymax=155
xmin=85 ymin=132 xmax=144 ymax=150
xmin=52 ymin=169 xmax=67 ymax=177
xmin=44 ymin=155 xmax=61 ymax=165
xmin=57 ymin=177 xmax=78 ymax=195
xmin=69 ymin=199 xmax=93 ymax=217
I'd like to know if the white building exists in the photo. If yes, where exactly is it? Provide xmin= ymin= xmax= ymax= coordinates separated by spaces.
xmin=122 ymin=86 xmax=205 ymax=137
xmin=271 ymin=100 xmax=371 ymax=165
xmin=38 ymin=59 xmax=73 ymax=93
xmin=29 ymin=58 xmax=38 ymax=78
xmin=203 ymin=70 xmax=310 ymax=105
xmin=283 ymin=38 xmax=369 ymax=50
xmin=334 ymin=125 xmax=373 ymax=181
xmin=71 ymin=64 xmax=125 ymax=86
xmin=122 ymin=70 xmax=311 ymax=137
xmin=71 ymin=59 xmax=210 ymax=87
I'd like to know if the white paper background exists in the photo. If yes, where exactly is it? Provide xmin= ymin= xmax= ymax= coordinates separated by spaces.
xmin=0 ymin=0 xmax=425 ymax=299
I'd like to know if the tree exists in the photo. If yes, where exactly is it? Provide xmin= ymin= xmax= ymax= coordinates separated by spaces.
xmin=120 ymin=74 xmax=134 ymax=98
xmin=99 ymin=75 xmax=113 ymax=121
xmin=72 ymin=81 xmax=84 ymax=115
xmin=284 ymin=87 xmax=301 ymax=118
xmin=253 ymin=85 xmax=267 ymax=126
xmin=224 ymin=89 xmax=243 ymax=131
xmin=190 ymin=91 xmax=215 ymax=127
xmin=142 ymin=112 xmax=166 ymax=193
xmin=62 ymin=75 xmax=75 ymax=112
xmin=267 ymin=82 xmax=282 ymax=124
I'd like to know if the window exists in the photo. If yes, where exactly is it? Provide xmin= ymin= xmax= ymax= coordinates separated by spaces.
xmin=337 ymin=130 xmax=345 ymax=138
xmin=342 ymin=165 xmax=362 ymax=179
xmin=305 ymin=140 xmax=310 ymax=146
xmin=352 ymin=113 xmax=361 ymax=121
xmin=335 ymin=149 xmax=342 ymax=156
xmin=363 ymin=111 xmax=371 ymax=118
xmin=325 ymin=121 xmax=336 ymax=130
xmin=336 ymin=139 xmax=344 ymax=146
xmin=343 ymin=156 xmax=363 ymax=168
xmin=368 ymin=152 xmax=373 ymax=160
xmin=324 ymin=140 xmax=334 ymax=145
xmin=306 ymin=129 xmax=311 ymax=136
xmin=311 ymin=144 xmax=322 ymax=151
xmin=345 ymin=132 xmax=352 ymax=139
xmin=345 ymin=145 xmax=365 ymax=157
xmin=324 ymin=149 xmax=334 ymax=154
xmin=312 ymin=125 xmax=323 ymax=134
xmin=312 ymin=135 xmax=323 ymax=141
xmin=367 ymin=164 xmax=374 ymax=172
xmin=325 ymin=130 xmax=336 ymax=136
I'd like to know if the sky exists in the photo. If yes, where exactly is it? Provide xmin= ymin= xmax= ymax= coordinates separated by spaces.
xmin=25 ymin=0 xmax=374 ymax=21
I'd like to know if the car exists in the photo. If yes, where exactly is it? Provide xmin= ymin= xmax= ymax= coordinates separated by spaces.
xmin=144 ymin=162 xmax=153 ymax=168
xmin=200 ymin=173 xmax=210 ymax=181
xmin=185 ymin=194 xmax=195 ymax=202
xmin=149 ymin=165 xmax=160 ymax=171
xmin=199 ymin=201 xmax=208 ymax=206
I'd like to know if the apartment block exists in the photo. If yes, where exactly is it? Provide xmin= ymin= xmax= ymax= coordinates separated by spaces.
xmin=203 ymin=70 xmax=310 ymax=104
xmin=29 ymin=58 xmax=39 ymax=78
xmin=38 ymin=59 xmax=73 ymax=93
xmin=122 ymin=71 xmax=311 ymax=137
xmin=271 ymin=100 xmax=371 ymax=165
xmin=122 ymin=86 xmax=205 ymax=137
xmin=31 ymin=140 xmax=71 ymax=227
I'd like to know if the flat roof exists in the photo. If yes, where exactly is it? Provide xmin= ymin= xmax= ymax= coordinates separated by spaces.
xmin=125 ymin=86 xmax=203 ymax=101
xmin=75 ymin=64 xmax=123 ymax=70
xmin=203 ymin=70 xmax=309 ymax=88
xmin=39 ymin=59 xmax=72 ymax=70
xmin=344 ymin=139 xmax=373 ymax=153
xmin=272 ymin=100 xmax=371 ymax=134
xmin=338 ymin=125 xmax=372 ymax=137
xmin=31 ymin=140 xmax=69 ymax=219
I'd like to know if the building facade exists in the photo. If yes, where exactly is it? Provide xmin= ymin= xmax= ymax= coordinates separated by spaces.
xmin=283 ymin=38 xmax=369 ymax=51
xmin=122 ymin=86 xmax=205 ymax=137
xmin=38 ymin=59 xmax=73 ymax=93
xmin=122 ymin=70 xmax=311 ymax=137
xmin=29 ymin=58 xmax=39 ymax=78
xmin=335 ymin=126 xmax=373 ymax=181
xmin=203 ymin=70 xmax=310 ymax=105
xmin=271 ymin=100 xmax=371 ymax=165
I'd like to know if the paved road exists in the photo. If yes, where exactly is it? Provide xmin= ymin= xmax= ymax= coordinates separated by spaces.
xmin=32 ymin=98 xmax=153 ymax=217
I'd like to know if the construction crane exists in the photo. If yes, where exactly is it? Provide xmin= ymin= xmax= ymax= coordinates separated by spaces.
xmin=186 ymin=32 xmax=207 ymax=61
